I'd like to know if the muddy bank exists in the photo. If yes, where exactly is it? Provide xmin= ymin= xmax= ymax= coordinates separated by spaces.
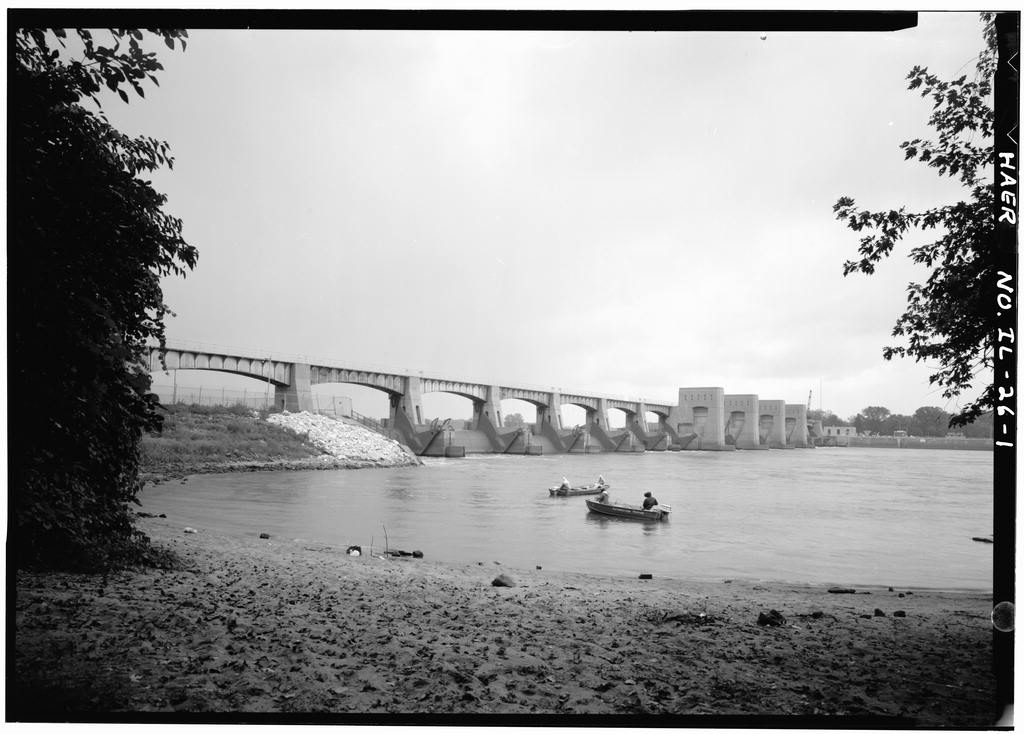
xmin=12 ymin=517 xmax=1001 ymax=725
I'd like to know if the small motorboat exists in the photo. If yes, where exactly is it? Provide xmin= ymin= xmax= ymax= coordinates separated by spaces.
xmin=585 ymin=498 xmax=671 ymax=521
xmin=549 ymin=482 xmax=610 ymax=497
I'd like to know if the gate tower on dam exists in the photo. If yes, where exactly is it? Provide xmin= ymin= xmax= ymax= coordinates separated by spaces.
xmin=757 ymin=399 xmax=791 ymax=449
xmin=724 ymin=394 xmax=768 ymax=450
xmin=146 ymin=344 xmax=813 ymax=456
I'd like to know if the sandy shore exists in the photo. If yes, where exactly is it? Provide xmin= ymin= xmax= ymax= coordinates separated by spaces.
xmin=13 ymin=516 xmax=1000 ymax=725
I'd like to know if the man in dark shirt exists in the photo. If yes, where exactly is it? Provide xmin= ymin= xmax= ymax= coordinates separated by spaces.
xmin=642 ymin=491 xmax=658 ymax=510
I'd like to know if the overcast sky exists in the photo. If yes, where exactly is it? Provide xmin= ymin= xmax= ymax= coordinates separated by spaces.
xmin=107 ymin=11 xmax=993 ymax=422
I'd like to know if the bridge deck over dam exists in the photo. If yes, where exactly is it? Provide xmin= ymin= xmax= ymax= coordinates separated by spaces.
xmin=146 ymin=343 xmax=811 ymax=456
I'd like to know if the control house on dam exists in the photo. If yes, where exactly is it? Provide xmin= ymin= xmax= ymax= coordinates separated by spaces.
xmin=148 ymin=345 xmax=812 ymax=458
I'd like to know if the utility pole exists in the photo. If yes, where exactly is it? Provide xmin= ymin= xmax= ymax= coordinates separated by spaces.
xmin=264 ymin=357 xmax=272 ymax=409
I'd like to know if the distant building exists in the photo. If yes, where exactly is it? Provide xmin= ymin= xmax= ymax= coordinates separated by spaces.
xmin=894 ymin=430 xmax=908 ymax=438
xmin=824 ymin=426 xmax=857 ymax=437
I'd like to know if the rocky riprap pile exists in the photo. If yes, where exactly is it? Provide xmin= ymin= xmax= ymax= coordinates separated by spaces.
xmin=267 ymin=411 xmax=420 ymax=468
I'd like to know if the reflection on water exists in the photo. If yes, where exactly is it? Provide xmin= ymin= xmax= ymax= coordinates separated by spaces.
xmin=139 ymin=448 xmax=993 ymax=590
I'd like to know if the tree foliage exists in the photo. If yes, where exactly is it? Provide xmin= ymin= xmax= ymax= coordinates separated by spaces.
xmin=850 ymin=404 xmax=973 ymax=437
xmin=853 ymin=406 xmax=892 ymax=435
xmin=911 ymin=406 xmax=954 ymax=436
xmin=833 ymin=14 xmax=998 ymax=428
xmin=10 ymin=28 xmax=196 ymax=570
xmin=806 ymin=409 xmax=849 ymax=427
xmin=959 ymin=410 xmax=994 ymax=438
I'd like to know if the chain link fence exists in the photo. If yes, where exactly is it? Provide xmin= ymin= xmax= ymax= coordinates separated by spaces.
xmin=148 ymin=381 xmax=355 ymax=419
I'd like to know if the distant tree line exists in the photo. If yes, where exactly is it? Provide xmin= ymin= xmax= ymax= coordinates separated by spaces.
xmin=808 ymin=407 xmax=993 ymax=438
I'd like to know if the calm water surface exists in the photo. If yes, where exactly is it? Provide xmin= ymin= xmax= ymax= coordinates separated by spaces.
xmin=139 ymin=448 xmax=993 ymax=590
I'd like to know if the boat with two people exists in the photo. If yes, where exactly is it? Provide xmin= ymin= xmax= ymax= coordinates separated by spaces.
xmin=549 ymin=475 xmax=610 ymax=497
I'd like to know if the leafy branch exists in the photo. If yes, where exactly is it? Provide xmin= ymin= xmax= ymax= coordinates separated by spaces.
xmin=832 ymin=13 xmax=998 ymax=428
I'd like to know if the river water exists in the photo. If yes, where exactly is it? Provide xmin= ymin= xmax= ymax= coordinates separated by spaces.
xmin=139 ymin=447 xmax=994 ymax=591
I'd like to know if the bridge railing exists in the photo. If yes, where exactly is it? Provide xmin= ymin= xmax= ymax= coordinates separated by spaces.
xmin=350 ymin=410 xmax=403 ymax=441
xmin=148 ymin=338 xmax=674 ymax=406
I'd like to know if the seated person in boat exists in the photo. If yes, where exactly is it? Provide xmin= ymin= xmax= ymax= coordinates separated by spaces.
xmin=596 ymin=474 xmax=606 ymax=487
xmin=642 ymin=491 xmax=659 ymax=510
xmin=596 ymin=487 xmax=610 ymax=504
xmin=559 ymin=477 xmax=571 ymax=491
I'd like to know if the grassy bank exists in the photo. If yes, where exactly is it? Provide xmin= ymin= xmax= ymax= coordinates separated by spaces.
xmin=140 ymin=404 xmax=325 ymax=480
xmin=140 ymin=404 xmax=420 ymax=480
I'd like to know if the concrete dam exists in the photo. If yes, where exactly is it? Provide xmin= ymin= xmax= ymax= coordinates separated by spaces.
xmin=147 ymin=344 xmax=812 ymax=457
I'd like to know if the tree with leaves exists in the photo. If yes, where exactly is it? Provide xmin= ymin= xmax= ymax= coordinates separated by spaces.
xmin=807 ymin=409 xmax=850 ymax=427
xmin=833 ymin=14 xmax=998 ymax=428
xmin=910 ymin=406 xmax=953 ymax=436
xmin=960 ymin=410 xmax=994 ymax=438
xmin=853 ymin=405 xmax=893 ymax=435
xmin=10 ymin=28 xmax=197 ymax=570
xmin=881 ymin=413 xmax=913 ymax=436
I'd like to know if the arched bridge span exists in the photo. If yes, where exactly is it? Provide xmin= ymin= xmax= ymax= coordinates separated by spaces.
xmin=147 ymin=348 xmax=291 ymax=386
